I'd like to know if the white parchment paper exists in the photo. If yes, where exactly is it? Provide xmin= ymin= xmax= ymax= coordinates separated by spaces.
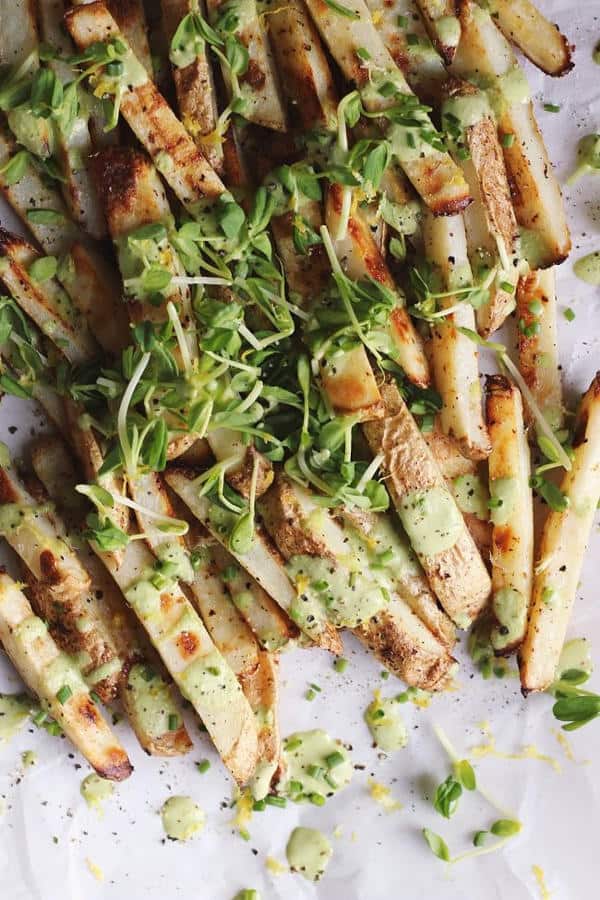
xmin=1 ymin=2 xmax=600 ymax=897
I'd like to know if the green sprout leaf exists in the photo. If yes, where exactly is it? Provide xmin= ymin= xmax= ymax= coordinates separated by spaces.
xmin=422 ymin=828 xmax=450 ymax=862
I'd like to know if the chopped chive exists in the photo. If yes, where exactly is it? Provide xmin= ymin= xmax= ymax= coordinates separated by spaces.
xmin=309 ymin=792 xmax=326 ymax=806
xmin=380 ymin=670 xmax=390 ymax=680
xmin=307 ymin=764 xmax=324 ymax=778
xmin=563 ymin=307 xmax=575 ymax=321
xmin=309 ymin=683 xmax=322 ymax=692
xmin=89 ymin=691 xmax=101 ymax=705
xmin=501 ymin=133 xmax=515 ymax=147
xmin=324 ymin=773 xmax=338 ymax=790
xmin=105 ymin=60 xmax=124 ymax=76
xmin=370 ymin=707 xmax=385 ymax=720
xmin=333 ymin=657 xmax=348 ymax=673
xmin=238 ymin=827 xmax=251 ymax=841
xmin=196 ymin=759 xmax=210 ymax=774
xmin=473 ymin=830 xmax=488 ymax=847
xmin=312 ymin=579 xmax=329 ymax=591
xmin=141 ymin=666 xmax=155 ymax=682
xmin=325 ymin=751 xmax=345 ymax=769
xmin=265 ymin=795 xmax=286 ymax=808
xmin=456 ymin=146 xmax=471 ymax=160
xmin=46 ymin=722 xmax=63 ymax=736
xmin=356 ymin=47 xmax=371 ymax=61
xmin=32 ymin=710 xmax=47 ymax=726
xmin=543 ymin=102 xmax=560 ymax=113
xmin=397 ymin=14 xmax=408 ymax=27
xmin=288 ymin=780 xmax=303 ymax=794
xmin=499 ymin=280 xmax=515 ymax=293
xmin=168 ymin=714 xmax=179 ymax=731
xmin=395 ymin=692 xmax=409 ymax=703
xmin=26 ymin=208 xmax=65 ymax=225
xmin=207 ymin=666 xmax=220 ymax=676
xmin=56 ymin=685 xmax=72 ymax=705
xmin=488 ymin=497 xmax=503 ymax=509
xmin=252 ymin=799 xmax=266 ymax=811
xmin=285 ymin=737 xmax=303 ymax=751
xmin=528 ymin=299 xmax=543 ymax=315
xmin=406 ymin=33 xmax=420 ymax=46
xmin=305 ymin=689 xmax=317 ymax=701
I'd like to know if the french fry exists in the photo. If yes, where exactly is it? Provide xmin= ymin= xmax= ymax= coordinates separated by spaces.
xmin=441 ymin=79 xmax=520 ymax=336
xmin=94 ymin=533 xmax=260 ymax=783
xmin=355 ymin=598 xmax=455 ymax=690
xmin=326 ymin=183 xmax=430 ymax=390
xmin=485 ymin=0 xmax=573 ymax=77
xmin=30 ymin=434 xmax=193 ymax=756
xmin=515 ymin=267 xmax=563 ymax=433
xmin=205 ymin=0 xmax=287 ymax=132
xmin=0 ymin=463 xmax=91 ymax=604
xmin=0 ymin=127 xmax=129 ymax=352
xmin=338 ymin=506 xmax=457 ymax=650
xmin=0 ymin=0 xmax=38 ymax=67
xmin=210 ymin=544 xmax=297 ymax=651
xmin=363 ymin=381 xmax=491 ymax=627
xmin=304 ymin=0 xmax=472 ymax=215
xmin=451 ymin=0 xmax=570 ymax=267
xmin=184 ymin=535 xmax=280 ymax=789
xmin=267 ymin=0 xmax=338 ymax=132
xmin=165 ymin=465 xmax=343 ymax=653
xmin=37 ymin=0 xmax=107 ymax=238
xmin=0 ymin=573 xmax=132 ymax=780
xmin=258 ymin=473 xmax=456 ymax=689
xmin=271 ymin=198 xmax=383 ymax=418
xmin=422 ymin=211 xmax=491 ymax=460
xmin=0 ymin=124 xmax=81 ymax=256
xmin=415 ymin=0 xmax=461 ymax=64
xmin=520 ymin=374 xmax=600 ymax=692
xmin=364 ymin=0 xmax=447 ymax=99
xmin=106 ymin=0 xmax=153 ymax=75
xmin=161 ymin=0 xmax=224 ymax=173
xmin=486 ymin=375 xmax=533 ymax=654
xmin=66 ymin=2 xmax=225 ymax=213
xmin=0 ymin=229 xmax=98 ymax=364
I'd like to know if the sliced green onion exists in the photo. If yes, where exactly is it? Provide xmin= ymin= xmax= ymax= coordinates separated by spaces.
xmin=56 ymin=685 xmax=72 ymax=705
xmin=196 ymin=759 xmax=210 ymax=773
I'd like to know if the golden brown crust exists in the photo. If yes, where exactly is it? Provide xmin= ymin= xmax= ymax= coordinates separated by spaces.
xmin=227 ymin=446 xmax=274 ymax=500
xmin=363 ymin=382 xmax=491 ymax=625
xmin=467 ymin=116 xmax=519 ymax=257
xmin=66 ymin=3 xmax=224 ymax=209
xmin=259 ymin=476 xmax=334 ymax=562
xmin=355 ymin=607 xmax=455 ymax=691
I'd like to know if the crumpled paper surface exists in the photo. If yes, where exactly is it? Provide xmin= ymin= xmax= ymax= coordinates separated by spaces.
xmin=1 ymin=2 xmax=600 ymax=897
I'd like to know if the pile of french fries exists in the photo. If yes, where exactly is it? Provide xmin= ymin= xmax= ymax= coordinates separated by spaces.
xmin=0 ymin=0 xmax=598 ymax=794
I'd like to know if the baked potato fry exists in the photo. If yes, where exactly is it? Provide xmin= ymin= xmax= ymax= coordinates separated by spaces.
xmin=160 ymin=0 xmax=223 ymax=173
xmin=451 ymin=0 xmax=570 ymax=267
xmin=0 ymin=463 xmax=91 ymax=604
xmin=326 ymin=183 xmax=430 ymax=390
xmin=364 ymin=0 xmax=446 ymax=101
xmin=415 ymin=0 xmax=461 ymax=64
xmin=66 ymin=2 xmax=225 ymax=212
xmin=362 ymin=381 xmax=491 ymax=627
xmin=304 ymin=0 xmax=471 ymax=215
xmin=515 ymin=267 xmax=563 ymax=433
xmin=0 ymin=0 xmax=38 ymax=66
xmin=520 ymin=374 xmax=600 ymax=692
xmin=37 ymin=0 xmax=107 ymax=239
xmin=30 ymin=434 xmax=193 ymax=756
xmin=485 ymin=0 xmax=572 ymax=77
xmin=423 ymin=210 xmax=490 ymax=460
xmin=0 ymin=229 xmax=98 ymax=364
xmin=267 ymin=0 xmax=338 ymax=132
xmin=0 ymin=572 xmax=132 ymax=780
xmin=204 ymin=0 xmax=287 ymax=132
xmin=165 ymin=465 xmax=343 ymax=653
xmin=486 ymin=375 xmax=533 ymax=654
xmin=95 ymin=533 xmax=260 ymax=783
